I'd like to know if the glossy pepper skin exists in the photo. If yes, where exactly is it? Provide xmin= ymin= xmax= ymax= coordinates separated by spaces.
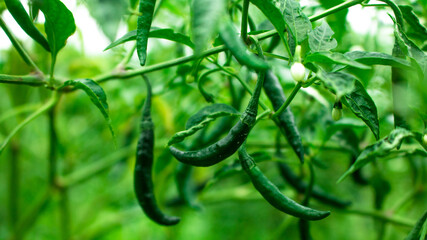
xmin=169 ymin=71 xmax=265 ymax=167
xmin=134 ymin=76 xmax=180 ymax=226
xmin=277 ymin=162 xmax=351 ymax=208
xmin=264 ymin=71 xmax=304 ymax=162
xmin=238 ymin=146 xmax=330 ymax=221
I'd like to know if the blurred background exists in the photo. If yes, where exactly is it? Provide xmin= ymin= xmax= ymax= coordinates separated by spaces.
xmin=0 ymin=0 xmax=426 ymax=239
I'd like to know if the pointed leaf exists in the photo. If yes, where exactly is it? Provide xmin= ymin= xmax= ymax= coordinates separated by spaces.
xmin=338 ymin=128 xmax=413 ymax=183
xmin=308 ymin=22 xmax=337 ymax=52
xmin=186 ymin=103 xmax=240 ymax=130
xmin=316 ymin=71 xmax=355 ymax=98
xmin=33 ymin=0 xmax=76 ymax=65
xmin=136 ymin=0 xmax=156 ymax=66
xmin=85 ymin=0 xmax=127 ymax=41
xmin=192 ymin=0 xmax=226 ymax=54
xmin=4 ymin=0 xmax=50 ymax=51
xmin=343 ymin=81 xmax=380 ymax=140
xmin=168 ymin=104 xmax=240 ymax=146
xmin=283 ymin=0 xmax=312 ymax=44
xmin=399 ymin=5 xmax=427 ymax=40
xmin=219 ymin=20 xmax=269 ymax=70
xmin=344 ymin=51 xmax=412 ymax=69
xmin=59 ymin=79 xmax=115 ymax=141
xmin=249 ymin=0 xmax=292 ymax=59
xmin=393 ymin=19 xmax=426 ymax=81
xmin=404 ymin=210 xmax=427 ymax=240
xmin=305 ymin=52 xmax=370 ymax=69
xmin=104 ymin=28 xmax=194 ymax=51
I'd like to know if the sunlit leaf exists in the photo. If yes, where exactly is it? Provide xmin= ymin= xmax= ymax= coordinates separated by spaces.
xmin=308 ymin=22 xmax=337 ymax=52
xmin=305 ymin=52 xmax=370 ymax=69
xmin=192 ymin=0 xmax=226 ymax=54
xmin=4 ymin=0 xmax=50 ymax=51
xmin=104 ymin=28 xmax=195 ymax=51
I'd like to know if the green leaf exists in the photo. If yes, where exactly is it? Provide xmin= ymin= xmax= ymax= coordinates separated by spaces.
xmin=104 ymin=28 xmax=195 ymax=51
xmin=84 ymin=0 xmax=127 ymax=41
xmin=316 ymin=71 xmax=355 ymax=98
xmin=249 ymin=0 xmax=292 ymax=59
xmin=59 ymin=79 xmax=115 ymax=142
xmin=4 ymin=0 xmax=50 ymax=51
xmin=404 ymin=210 xmax=427 ymax=240
xmin=399 ymin=5 xmax=427 ymax=41
xmin=137 ymin=0 xmax=156 ymax=66
xmin=34 ymin=0 xmax=76 ymax=66
xmin=219 ymin=20 xmax=269 ymax=70
xmin=192 ymin=0 xmax=226 ymax=54
xmin=305 ymin=52 xmax=370 ymax=70
xmin=168 ymin=104 xmax=240 ymax=146
xmin=392 ymin=18 xmax=427 ymax=81
xmin=338 ymin=128 xmax=413 ymax=183
xmin=308 ymin=22 xmax=337 ymax=52
xmin=342 ymin=81 xmax=379 ymax=140
xmin=185 ymin=103 xmax=240 ymax=130
xmin=283 ymin=0 xmax=312 ymax=44
xmin=344 ymin=51 xmax=412 ymax=69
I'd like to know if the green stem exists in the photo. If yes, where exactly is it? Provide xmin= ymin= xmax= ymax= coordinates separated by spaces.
xmin=59 ymin=188 xmax=71 ymax=240
xmin=0 ymin=74 xmax=46 ymax=86
xmin=0 ymin=92 xmax=59 ymax=156
xmin=255 ymin=109 xmax=271 ymax=122
xmin=8 ymin=141 xmax=20 ymax=232
xmin=94 ymin=45 xmax=227 ymax=83
xmin=241 ymin=0 xmax=250 ymax=43
xmin=272 ymin=82 xmax=302 ymax=118
xmin=209 ymin=59 xmax=270 ymax=110
xmin=58 ymin=146 xmax=133 ymax=188
xmin=11 ymin=187 xmax=53 ymax=240
xmin=377 ymin=0 xmax=404 ymax=27
xmin=93 ymin=0 xmax=364 ymax=84
xmin=337 ymin=209 xmax=415 ymax=228
xmin=48 ymin=107 xmax=57 ymax=186
xmin=0 ymin=17 xmax=42 ymax=73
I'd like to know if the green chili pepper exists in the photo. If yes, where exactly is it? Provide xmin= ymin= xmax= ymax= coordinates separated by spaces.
xmin=404 ymin=210 xmax=427 ymax=240
xmin=137 ymin=0 xmax=156 ymax=66
xmin=238 ymin=145 xmax=330 ymax=221
xmin=169 ymin=70 xmax=265 ymax=167
xmin=219 ymin=19 xmax=269 ymax=71
xmin=264 ymin=70 xmax=304 ymax=163
xmin=277 ymin=161 xmax=351 ymax=208
xmin=4 ymin=0 xmax=50 ymax=51
xmin=134 ymin=76 xmax=180 ymax=226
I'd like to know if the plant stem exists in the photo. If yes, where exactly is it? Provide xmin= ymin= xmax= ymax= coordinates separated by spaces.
xmin=58 ymin=146 xmax=133 ymax=187
xmin=48 ymin=107 xmax=57 ymax=186
xmin=0 ymin=17 xmax=42 ymax=73
xmin=59 ymin=188 xmax=71 ymax=240
xmin=8 ymin=141 xmax=20 ymax=232
xmin=93 ymin=0 xmax=364 ymax=84
xmin=272 ymin=82 xmax=302 ymax=118
xmin=209 ymin=60 xmax=269 ymax=110
xmin=241 ymin=0 xmax=250 ymax=43
xmin=11 ymin=187 xmax=53 ymax=240
xmin=0 ymin=92 xmax=59 ymax=155
xmin=337 ymin=209 xmax=415 ymax=228
xmin=0 ymin=74 xmax=46 ymax=86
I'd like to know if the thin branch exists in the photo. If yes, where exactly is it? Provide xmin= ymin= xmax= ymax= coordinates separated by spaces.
xmin=0 ymin=74 xmax=46 ymax=86
xmin=93 ymin=0 xmax=364 ymax=84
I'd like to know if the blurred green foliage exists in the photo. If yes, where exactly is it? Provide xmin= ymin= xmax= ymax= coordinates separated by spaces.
xmin=0 ymin=0 xmax=426 ymax=239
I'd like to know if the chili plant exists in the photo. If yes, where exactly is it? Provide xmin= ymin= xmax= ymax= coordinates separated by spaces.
xmin=0 ymin=0 xmax=426 ymax=239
